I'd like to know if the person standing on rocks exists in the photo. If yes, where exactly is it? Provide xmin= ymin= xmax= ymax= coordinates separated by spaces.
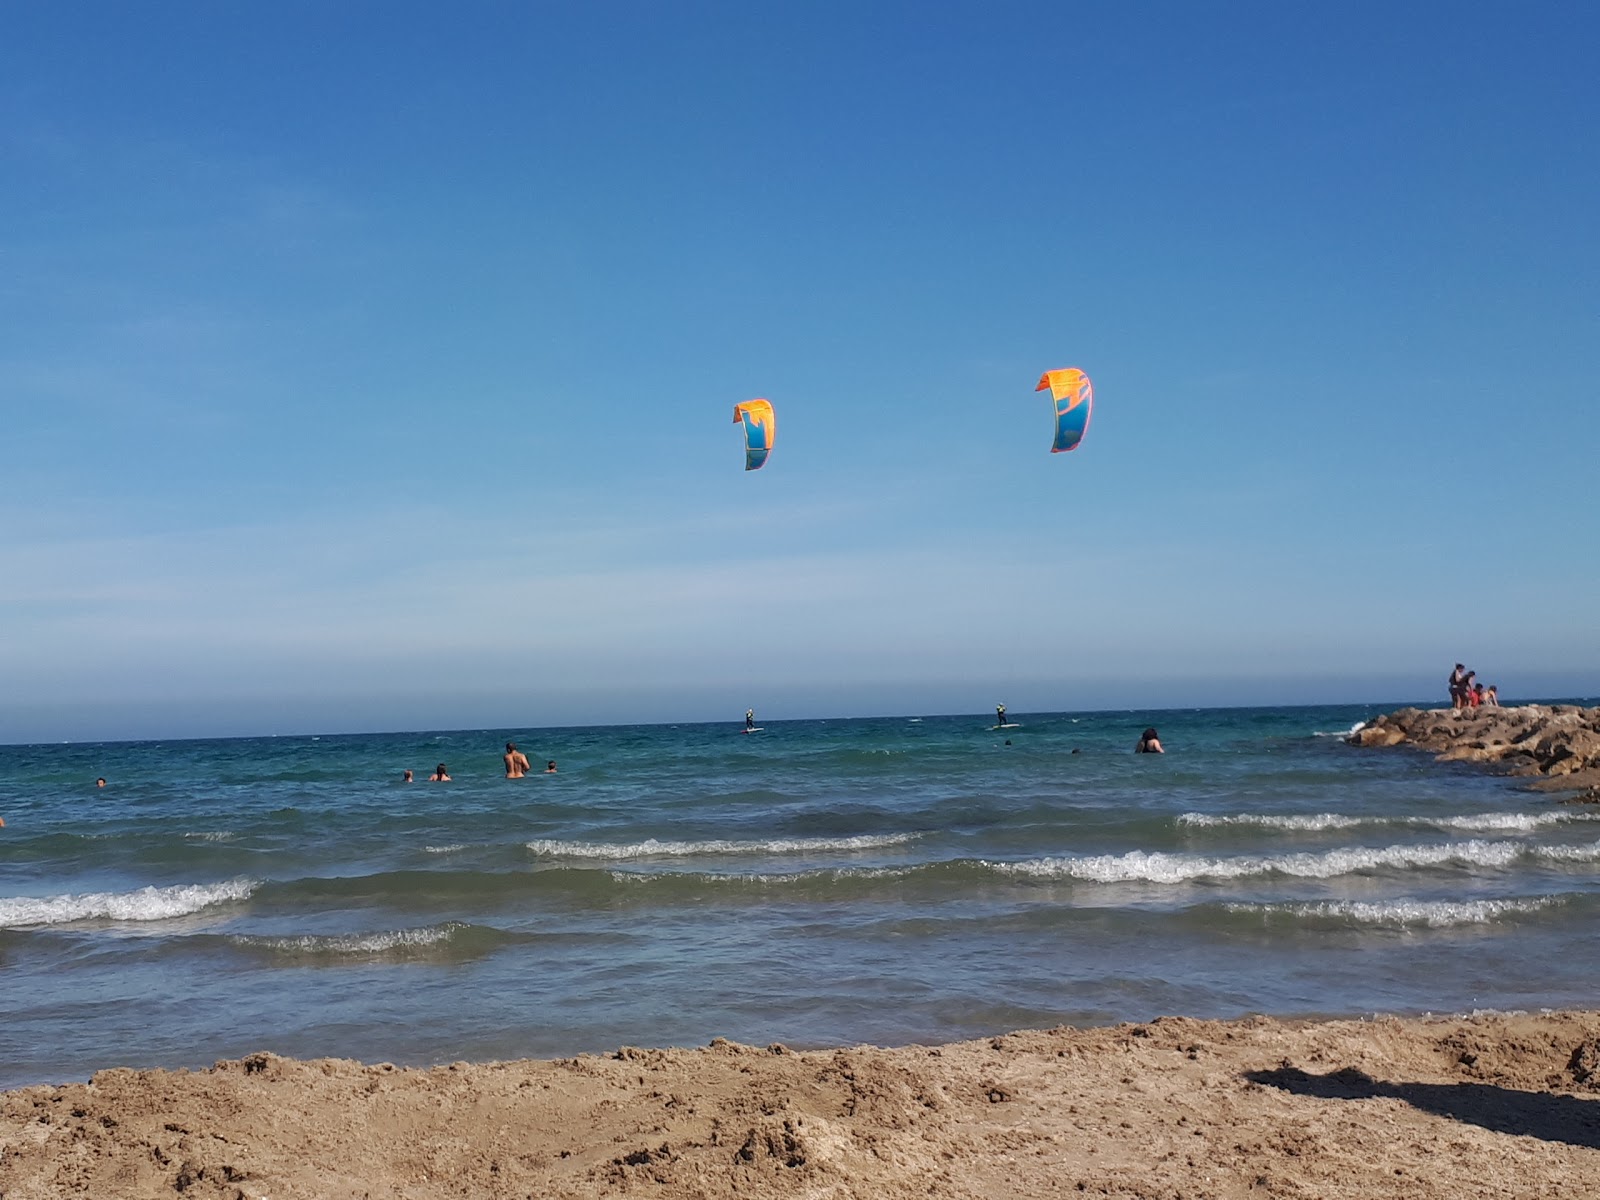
xmin=1448 ymin=664 xmax=1467 ymax=708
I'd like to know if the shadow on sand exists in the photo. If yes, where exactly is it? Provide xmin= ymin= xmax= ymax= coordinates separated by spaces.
xmin=1245 ymin=1066 xmax=1600 ymax=1150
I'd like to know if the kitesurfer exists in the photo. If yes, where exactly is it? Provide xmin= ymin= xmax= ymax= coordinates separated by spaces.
xmin=746 ymin=709 xmax=756 ymax=730
xmin=996 ymin=704 xmax=1006 ymax=726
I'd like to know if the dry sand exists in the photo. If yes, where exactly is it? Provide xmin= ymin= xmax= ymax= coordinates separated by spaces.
xmin=5 ymin=1010 xmax=1600 ymax=1198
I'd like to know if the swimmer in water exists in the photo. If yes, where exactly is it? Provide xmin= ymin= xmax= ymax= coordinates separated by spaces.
xmin=504 ymin=742 xmax=531 ymax=778
xmin=545 ymin=760 xmax=557 ymax=774
xmin=1135 ymin=728 xmax=1164 ymax=754
xmin=429 ymin=764 xmax=451 ymax=781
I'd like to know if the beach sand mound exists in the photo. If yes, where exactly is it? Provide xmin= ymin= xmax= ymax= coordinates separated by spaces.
xmin=4 ymin=1011 xmax=1600 ymax=1198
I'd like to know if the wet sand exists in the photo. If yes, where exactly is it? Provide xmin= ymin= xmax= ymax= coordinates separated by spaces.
xmin=4 ymin=1010 xmax=1599 ymax=1198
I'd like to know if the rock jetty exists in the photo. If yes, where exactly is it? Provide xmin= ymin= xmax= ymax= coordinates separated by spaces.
xmin=1349 ymin=704 xmax=1600 ymax=798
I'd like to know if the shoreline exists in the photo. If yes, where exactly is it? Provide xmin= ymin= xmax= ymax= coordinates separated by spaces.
xmin=5 ymin=1010 xmax=1599 ymax=1198
xmin=1348 ymin=704 xmax=1600 ymax=799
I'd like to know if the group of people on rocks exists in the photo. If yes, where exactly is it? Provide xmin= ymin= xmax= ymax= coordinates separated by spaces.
xmin=1448 ymin=664 xmax=1498 ymax=709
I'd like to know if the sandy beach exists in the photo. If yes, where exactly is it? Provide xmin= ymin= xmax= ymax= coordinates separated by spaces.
xmin=4 ymin=1010 xmax=1599 ymax=1198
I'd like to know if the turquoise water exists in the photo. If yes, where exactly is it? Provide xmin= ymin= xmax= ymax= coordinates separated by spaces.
xmin=3 ymin=704 xmax=1598 ymax=1090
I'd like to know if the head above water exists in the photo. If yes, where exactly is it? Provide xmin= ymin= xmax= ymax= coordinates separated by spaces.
xmin=506 ymin=742 xmax=516 ymax=752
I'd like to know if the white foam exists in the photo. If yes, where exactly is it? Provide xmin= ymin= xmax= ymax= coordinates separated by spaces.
xmin=1179 ymin=813 xmax=1364 ymax=831
xmin=528 ymin=832 xmax=920 ymax=860
xmin=182 ymin=831 xmax=237 ymax=842
xmin=230 ymin=923 xmax=466 ymax=954
xmin=1224 ymin=897 xmax=1562 ymax=927
xmin=606 ymin=865 xmax=907 ymax=886
xmin=0 ymin=879 xmax=257 ymax=927
xmin=423 ymin=843 xmax=466 ymax=854
xmin=1178 ymin=811 xmax=1598 ymax=834
xmin=1313 ymin=720 xmax=1368 ymax=738
xmin=1535 ymin=840 xmax=1600 ymax=863
xmin=990 ymin=837 xmax=1577 ymax=884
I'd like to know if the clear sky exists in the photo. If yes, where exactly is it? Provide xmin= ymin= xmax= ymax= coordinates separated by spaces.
xmin=3 ymin=2 xmax=1597 ymax=742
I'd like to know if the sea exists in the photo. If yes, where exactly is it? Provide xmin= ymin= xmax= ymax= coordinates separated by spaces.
xmin=4 ymin=703 xmax=1599 ymax=1091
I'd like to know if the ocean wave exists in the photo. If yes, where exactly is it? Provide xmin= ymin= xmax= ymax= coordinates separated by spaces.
xmin=423 ymin=843 xmax=466 ymax=854
xmin=1178 ymin=811 xmax=1598 ymax=834
xmin=526 ymin=832 xmax=921 ymax=860
xmin=182 ymin=831 xmax=237 ymax=842
xmin=225 ymin=921 xmax=498 ymax=960
xmin=1223 ymin=897 xmax=1564 ymax=927
xmin=990 ymin=838 xmax=1600 ymax=884
xmin=0 ymin=879 xmax=257 ymax=927
xmin=1313 ymin=721 xmax=1367 ymax=738
xmin=1179 ymin=813 xmax=1365 ymax=831
xmin=606 ymin=865 xmax=909 ymax=886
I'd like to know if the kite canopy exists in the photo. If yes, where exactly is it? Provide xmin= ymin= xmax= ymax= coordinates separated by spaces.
xmin=1034 ymin=368 xmax=1093 ymax=454
xmin=732 ymin=399 xmax=775 ymax=471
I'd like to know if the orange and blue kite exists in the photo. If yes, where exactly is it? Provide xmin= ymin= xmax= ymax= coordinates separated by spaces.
xmin=1035 ymin=368 xmax=1093 ymax=454
xmin=733 ymin=399 xmax=775 ymax=471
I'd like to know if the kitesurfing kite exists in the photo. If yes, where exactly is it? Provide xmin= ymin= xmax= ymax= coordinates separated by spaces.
xmin=733 ymin=399 xmax=775 ymax=470
xmin=1034 ymin=368 xmax=1093 ymax=454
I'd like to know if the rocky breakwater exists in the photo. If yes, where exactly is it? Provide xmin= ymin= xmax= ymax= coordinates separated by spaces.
xmin=1349 ymin=705 xmax=1600 ymax=800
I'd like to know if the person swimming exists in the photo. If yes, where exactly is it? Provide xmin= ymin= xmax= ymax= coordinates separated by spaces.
xmin=1135 ymin=728 xmax=1164 ymax=754
xmin=504 ymin=742 xmax=531 ymax=778
xmin=429 ymin=763 xmax=451 ymax=781
xmin=545 ymin=760 xmax=557 ymax=774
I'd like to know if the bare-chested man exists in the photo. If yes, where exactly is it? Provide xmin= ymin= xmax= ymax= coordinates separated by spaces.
xmin=504 ymin=742 xmax=531 ymax=778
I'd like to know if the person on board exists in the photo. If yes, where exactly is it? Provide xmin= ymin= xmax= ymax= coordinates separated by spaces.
xmin=504 ymin=742 xmax=531 ymax=778
xmin=1135 ymin=728 xmax=1164 ymax=754
xmin=996 ymin=704 xmax=1007 ymax=726
xmin=746 ymin=709 xmax=756 ymax=730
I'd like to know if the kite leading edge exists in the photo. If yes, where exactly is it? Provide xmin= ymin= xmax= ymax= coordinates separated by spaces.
xmin=1034 ymin=368 xmax=1093 ymax=454
xmin=733 ymin=399 xmax=775 ymax=471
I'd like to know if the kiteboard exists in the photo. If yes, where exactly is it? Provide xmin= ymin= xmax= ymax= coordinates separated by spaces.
xmin=990 ymin=723 xmax=1021 ymax=730
xmin=741 ymin=727 xmax=765 ymax=734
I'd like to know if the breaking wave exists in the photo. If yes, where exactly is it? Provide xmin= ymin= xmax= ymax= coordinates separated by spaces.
xmin=526 ymin=832 xmax=920 ymax=859
xmin=0 ymin=879 xmax=257 ymax=927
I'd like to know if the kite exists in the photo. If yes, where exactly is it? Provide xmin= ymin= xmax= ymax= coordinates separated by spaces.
xmin=1034 ymin=368 xmax=1093 ymax=454
xmin=733 ymin=399 xmax=775 ymax=471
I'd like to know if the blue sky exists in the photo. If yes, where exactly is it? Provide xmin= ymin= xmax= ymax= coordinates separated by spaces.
xmin=3 ymin=2 xmax=1596 ymax=741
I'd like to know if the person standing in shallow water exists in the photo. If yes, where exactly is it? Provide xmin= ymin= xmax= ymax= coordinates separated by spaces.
xmin=1135 ymin=728 xmax=1164 ymax=753
xmin=504 ymin=742 xmax=531 ymax=778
